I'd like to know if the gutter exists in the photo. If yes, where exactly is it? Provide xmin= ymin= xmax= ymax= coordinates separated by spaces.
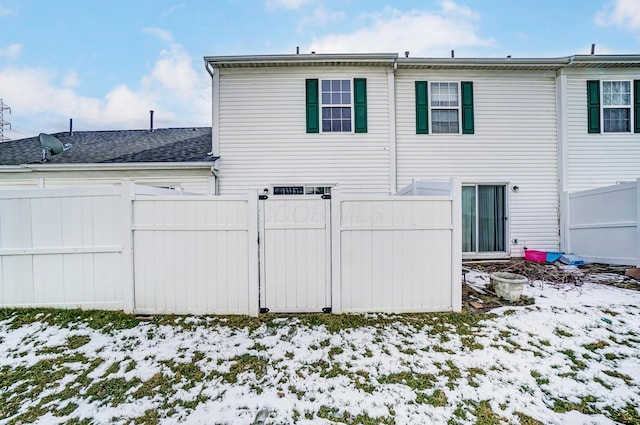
xmin=0 ymin=162 xmax=214 ymax=173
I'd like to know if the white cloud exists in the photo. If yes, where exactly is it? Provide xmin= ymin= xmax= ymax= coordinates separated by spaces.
xmin=266 ymin=0 xmax=313 ymax=10
xmin=297 ymin=6 xmax=345 ymax=31
xmin=0 ymin=33 xmax=210 ymax=138
xmin=0 ymin=6 xmax=15 ymax=16
xmin=307 ymin=2 xmax=494 ymax=57
xmin=163 ymin=4 xmax=186 ymax=16
xmin=596 ymin=0 xmax=640 ymax=31
xmin=0 ymin=44 xmax=22 ymax=59
xmin=143 ymin=27 xmax=174 ymax=43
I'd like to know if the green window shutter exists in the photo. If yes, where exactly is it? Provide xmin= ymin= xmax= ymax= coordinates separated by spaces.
xmin=461 ymin=81 xmax=474 ymax=134
xmin=587 ymin=80 xmax=600 ymax=134
xmin=354 ymin=78 xmax=367 ymax=133
xmin=415 ymin=81 xmax=428 ymax=134
xmin=634 ymin=80 xmax=640 ymax=133
xmin=306 ymin=79 xmax=319 ymax=133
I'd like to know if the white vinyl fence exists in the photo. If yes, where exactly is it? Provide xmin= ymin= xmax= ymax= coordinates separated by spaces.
xmin=1 ymin=181 xmax=462 ymax=315
xmin=0 ymin=185 xmax=133 ymax=310
xmin=565 ymin=179 xmax=640 ymax=266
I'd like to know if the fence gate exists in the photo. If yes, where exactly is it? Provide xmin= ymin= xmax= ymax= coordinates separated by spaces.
xmin=259 ymin=194 xmax=332 ymax=313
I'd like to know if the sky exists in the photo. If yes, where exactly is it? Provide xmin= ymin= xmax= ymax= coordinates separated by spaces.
xmin=0 ymin=0 xmax=639 ymax=139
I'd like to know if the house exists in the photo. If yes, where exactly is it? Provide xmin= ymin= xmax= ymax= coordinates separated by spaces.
xmin=204 ymin=53 xmax=640 ymax=259
xmin=0 ymin=127 xmax=217 ymax=193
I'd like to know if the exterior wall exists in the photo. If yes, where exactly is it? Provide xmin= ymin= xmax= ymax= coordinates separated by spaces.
xmin=0 ymin=168 xmax=215 ymax=194
xmin=216 ymin=66 xmax=392 ymax=195
xmin=395 ymin=70 xmax=559 ymax=254
xmin=564 ymin=69 xmax=640 ymax=192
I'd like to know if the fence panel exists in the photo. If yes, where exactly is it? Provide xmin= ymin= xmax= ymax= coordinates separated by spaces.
xmin=132 ymin=194 xmax=256 ymax=315
xmin=336 ymin=187 xmax=460 ymax=313
xmin=0 ymin=186 xmax=130 ymax=310
xmin=568 ymin=180 xmax=639 ymax=266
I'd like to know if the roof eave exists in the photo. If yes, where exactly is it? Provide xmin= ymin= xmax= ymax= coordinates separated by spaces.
xmin=0 ymin=162 xmax=216 ymax=172
xmin=204 ymin=53 xmax=399 ymax=68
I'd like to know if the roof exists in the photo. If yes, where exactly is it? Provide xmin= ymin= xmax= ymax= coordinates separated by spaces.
xmin=0 ymin=127 xmax=215 ymax=166
xmin=204 ymin=53 xmax=640 ymax=71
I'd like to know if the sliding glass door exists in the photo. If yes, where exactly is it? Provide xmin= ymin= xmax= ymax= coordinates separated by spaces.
xmin=462 ymin=185 xmax=506 ymax=254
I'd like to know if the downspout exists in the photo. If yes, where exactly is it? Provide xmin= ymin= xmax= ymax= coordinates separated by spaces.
xmin=388 ymin=58 xmax=398 ymax=193
xmin=556 ymin=68 xmax=569 ymax=252
xmin=204 ymin=60 xmax=221 ymax=174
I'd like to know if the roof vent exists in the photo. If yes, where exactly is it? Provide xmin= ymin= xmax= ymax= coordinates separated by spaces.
xmin=591 ymin=43 xmax=596 ymax=55
xmin=150 ymin=110 xmax=154 ymax=132
xmin=404 ymin=51 xmax=409 ymax=58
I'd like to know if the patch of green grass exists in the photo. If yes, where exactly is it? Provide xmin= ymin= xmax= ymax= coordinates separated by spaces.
xmin=561 ymin=349 xmax=587 ymax=370
xmin=583 ymin=340 xmax=609 ymax=352
xmin=554 ymin=328 xmax=573 ymax=338
xmin=328 ymin=346 xmax=344 ymax=358
xmin=551 ymin=395 xmax=599 ymax=415
xmin=316 ymin=405 xmax=395 ymax=424
xmin=377 ymin=371 xmax=437 ymax=390
xmin=217 ymin=354 xmax=267 ymax=384
xmin=85 ymin=377 xmax=142 ymax=406
xmin=0 ymin=308 xmax=139 ymax=332
xmin=604 ymin=403 xmax=640 ymax=425
xmin=66 ymin=334 xmax=91 ymax=349
xmin=416 ymin=388 xmax=448 ymax=406
xmin=603 ymin=369 xmax=633 ymax=385
xmin=514 ymin=411 xmax=544 ymax=425
xmin=594 ymin=377 xmax=613 ymax=390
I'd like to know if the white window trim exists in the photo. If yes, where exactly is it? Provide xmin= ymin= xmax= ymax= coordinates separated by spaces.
xmin=320 ymin=78 xmax=354 ymax=134
xmin=600 ymin=80 xmax=633 ymax=134
xmin=429 ymin=81 xmax=462 ymax=135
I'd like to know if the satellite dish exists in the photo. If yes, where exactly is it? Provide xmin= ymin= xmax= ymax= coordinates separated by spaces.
xmin=39 ymin=133 xmax=72 ymax=163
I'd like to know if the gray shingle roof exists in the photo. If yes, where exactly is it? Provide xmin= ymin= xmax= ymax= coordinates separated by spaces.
xmin=0 ymin=127 xmax=215 ymax=165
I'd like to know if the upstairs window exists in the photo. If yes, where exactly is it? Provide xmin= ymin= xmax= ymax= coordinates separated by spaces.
xmin=587 ymin=79 xmax=640 ymax=134
xmin=602 ymin=81 xmax=631 ymax=133
xmin=431 ymin=82 xmax=460 ymax=134
xmin=306 ymin=78 xmax=367 ymax=133
xmin=321 ymin=80 xmax=352 ymax=132
xmin=415 ymin=81 xmax=474 ymax=135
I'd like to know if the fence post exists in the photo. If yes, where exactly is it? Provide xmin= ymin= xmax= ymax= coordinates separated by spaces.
xmin=636 ymin=179 xmax=640 ymax=267
xmin=247 ymin=189 xmax=260 ymax=317
xmin=560 ymin=191 xmax=570 ymax=254
xmin=450 ymin=178 xmax=462 ymax=312
xmin=331 ymin=188 xmax=342 ymax=314
xmin=121 ymin=182 xmax=135 ymax=314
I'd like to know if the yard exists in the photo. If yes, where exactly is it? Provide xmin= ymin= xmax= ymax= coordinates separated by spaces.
xmin=0 ymin=266 xmax=639 ymax=425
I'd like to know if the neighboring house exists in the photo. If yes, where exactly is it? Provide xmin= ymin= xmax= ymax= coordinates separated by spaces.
xmin=0 ymin=127 xmax=217 ymax=194
xmin=204 ymin=53 xmax=640 ymax=259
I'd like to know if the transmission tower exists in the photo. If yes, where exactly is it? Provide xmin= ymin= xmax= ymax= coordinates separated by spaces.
xmin=0 ymin=98 xmax=11 ymax=142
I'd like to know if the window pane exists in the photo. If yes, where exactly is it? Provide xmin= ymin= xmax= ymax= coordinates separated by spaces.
xmin=322 ymin=93 xmax=330 ymax=104
xmin=603 ymin=81 xmax=631 ymax=106
xmin=342 ymin=93 xmax=350 ymax=104
xmin=321 ymin=80 xmax=330 ymax=91
xmin=604 ymin=107 xmax=630 ymax=132
xmin=432 ymin=109 xmax=459 ymax=134
xmin=322 ymin=120 xmax=331 ymax=132
xmin=342 ymin=107 xmax=351 ymax=118
xmin=332 ymin=108 xmax=342 ymax=118
xmin=322 ymin=108 xmax=331 ymax=118
xmin=332 ymin=93 xmax=341 ymax=104
xmin=343 ymin=120 xmax=351 ymax=132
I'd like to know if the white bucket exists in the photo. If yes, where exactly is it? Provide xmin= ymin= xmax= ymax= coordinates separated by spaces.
xmin=490 ymin=272 xmax=528 ymax=302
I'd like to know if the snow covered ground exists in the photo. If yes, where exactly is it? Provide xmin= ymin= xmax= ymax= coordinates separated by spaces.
xmin=1 ymin=270 xmax=639 ymax=425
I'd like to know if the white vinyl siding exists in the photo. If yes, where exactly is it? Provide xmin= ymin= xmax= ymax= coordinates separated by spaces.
xmin=565 ymin=70 xmax=640 ymax=192
xmin=216 ymin=67 xmax=391 ymax=195
xmin=396 ymin=71 xmax=559 ymax=255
